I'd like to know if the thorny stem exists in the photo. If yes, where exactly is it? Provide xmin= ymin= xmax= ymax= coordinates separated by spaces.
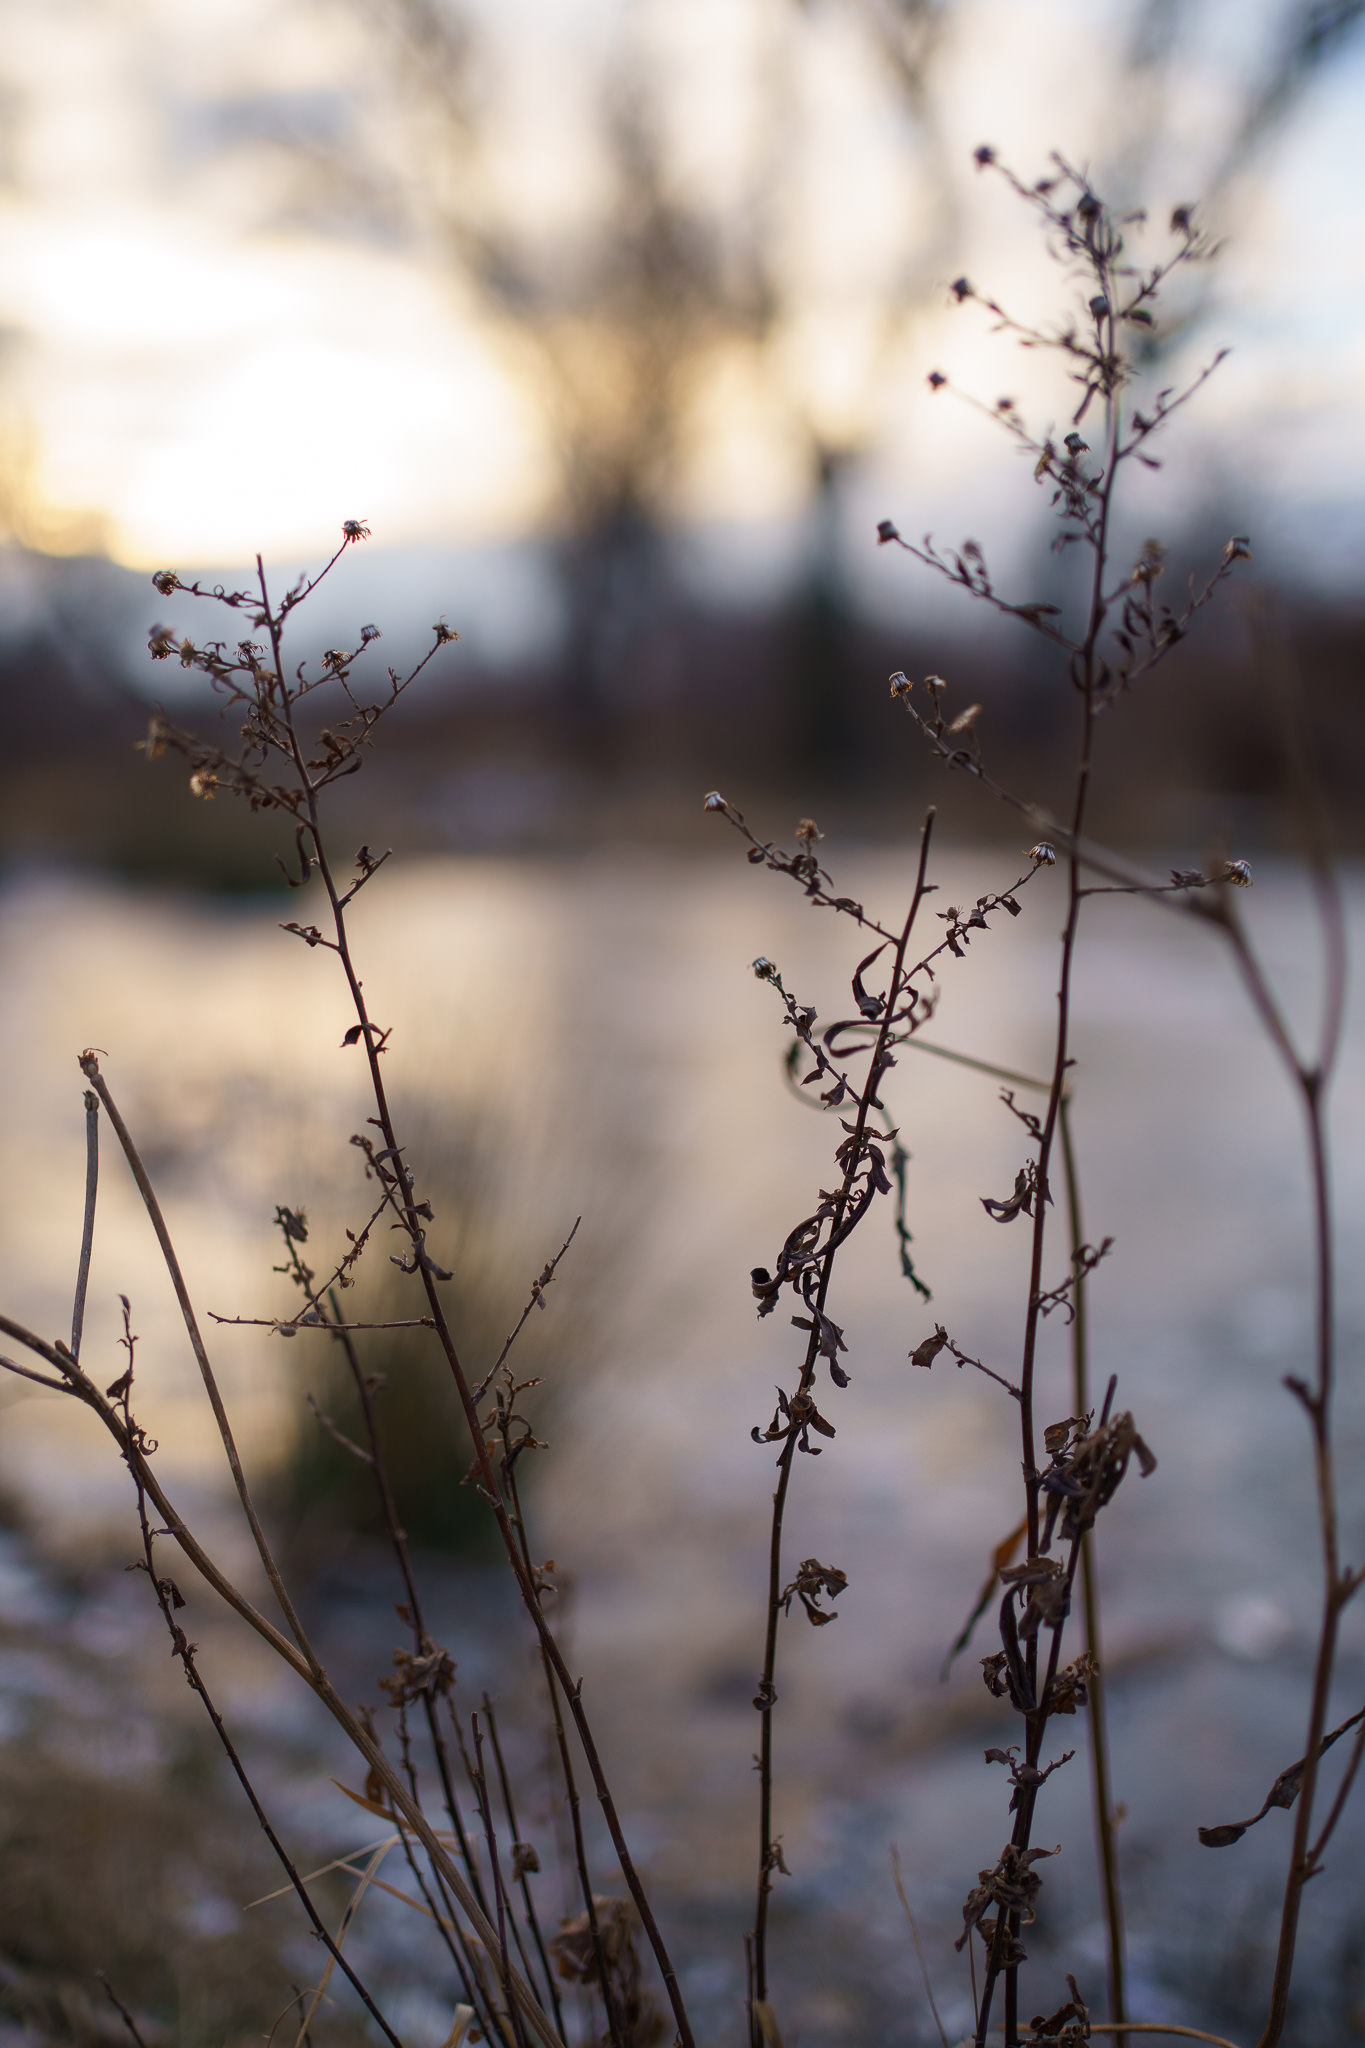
xmin=1060 ymin=1099 xmax=1127 ymax=2028
xmin=251 ymin=559 xmax=692 ymax=2047
xmin=749 ymin=809 xmax=937 ymax=2040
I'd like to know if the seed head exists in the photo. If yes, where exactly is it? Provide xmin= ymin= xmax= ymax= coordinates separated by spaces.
xmin=342 ymin=519 xmax=371 ymax=541
xmin=151 ymin=569 xmax=180 ymax=596
xmin=795 ymin=818 xmax=824 ymax=846
xmin=1222 ymin=859 xmax=1253 ymax=888
xmin=752 ymin=956 xmax=779 ymax=982
xmin=359 ymin=623 xmax=381 ymax=643
xmin=1027 ymin=841 xmax=1057 ymax=867
xmin=433 ymin=619 xmax=459 ymax=644
xmin=888 ymin=672 xmax=913 ymax=700
xmin=703 ymin=791 xmax=728 ymax=812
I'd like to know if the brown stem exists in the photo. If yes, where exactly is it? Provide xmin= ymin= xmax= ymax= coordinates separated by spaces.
xmin=78 ymin=1053 xmax=318 ymax=1667
xmin=1257 ymin=1081 xmax=1338 ymax=2048
xmin=749 ymin=810 xmax=936 ymax=2039
xmin=0 ymin=1308 xmax=566 ymax=2048
xmin=71 ymin=1089 xmax=99 ymax=1359
xmin=253 ymin=561 xmax=689 ymax=2047
xmin=977 ymin=246 xmax=1120 ymax=2048
xmin=484 ymin=1694 xmax=568 ymax=2040
xmin=1060 ymin=1099 xmax=1127 ymax=2027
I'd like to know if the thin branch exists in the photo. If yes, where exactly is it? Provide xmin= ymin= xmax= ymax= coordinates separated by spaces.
xmin=72 ymin=1089 xmax=99 ymax=1359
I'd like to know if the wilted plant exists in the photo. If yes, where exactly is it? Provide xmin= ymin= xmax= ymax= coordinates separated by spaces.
xmin=0 ymin=148 xmax=1350 ymax=2048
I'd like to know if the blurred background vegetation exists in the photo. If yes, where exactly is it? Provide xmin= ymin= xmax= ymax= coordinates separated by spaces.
xmin=0 ymin=0 xmax=1362 ymax=884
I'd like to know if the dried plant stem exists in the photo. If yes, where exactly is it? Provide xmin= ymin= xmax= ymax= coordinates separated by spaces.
xmin=0 ymin=1305 xmax=566 ymax=2048
xmin=749 ymin=810 xmax=936 ymax=2040
xmin=1060 ymin=1098 xmax=1126 ymax=2028
xmin=78 ymin=1054 xmax=318 ymax=1666
xmin=71 ymin=1089 xmax=99 ymax=1358
xmin=978 ymin=255 xmax=1120 ymax=2048
xmin=119 ymin=1397 xmax=404 ymax=2047
xmin=248 ymin=557 xmax=692 ymax=2048
xmin=890 ymin=1845 xmax=949 ymax=2048
xmin=95 ymin=1973 xmax=151 ymax=2048
xmin=483 ymin=1695 xmax=567 ymax=2040
xmin=322 ymin=1295 xmax=491 ymax=1920
xmin=505 ymin=1464 xmax=625 ymax=2048
xmin=1255 ymin=1072 xmax=1339 ymax=2048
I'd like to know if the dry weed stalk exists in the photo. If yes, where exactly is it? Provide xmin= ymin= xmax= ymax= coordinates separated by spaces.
xmin=707 ymin=150 xmax=1348 ymax=2048
xmin=0 ymin=145 xmax=1351 ymax=2048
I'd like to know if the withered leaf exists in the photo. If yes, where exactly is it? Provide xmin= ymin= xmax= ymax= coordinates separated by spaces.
xmin=1198 ymin=1702 xmax=1365 ymax=1848
xmin=982 ymin=1167 xmax=1033 ymax=1223
xmin=910 ymin=1325 xmax=949 ymax=1369
xmin=852 ymin=941 xmax=889 ymax=1020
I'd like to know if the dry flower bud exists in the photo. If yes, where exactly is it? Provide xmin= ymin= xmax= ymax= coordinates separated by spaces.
xmin=926 ymin=371 xmax=947 ymax=390
xmin=876 ymin=518 xmax=900 ymax=543
xmin=888 ymin=672 xmax=912 ymax=699
xmin=1224 ymin=535 xmax=1252 ymax=562
xmin=189 ymin=769 xmax=218 ymax=800
xmin=924 ymin=674 xmax=946 ymax=693
xmin=1064 ymin=432 xmax=1088 ymax=456
xmin=1222 ymin=859 xmax=1253 ymax=887
xmin=951 ymin=276 xmax=972 ymax=302
xmin=342 ymin=519 xmax=371 ymax=540
xmin=752 ymin=956 xmax=778 ymax=982
xmin=973 ymin=144 xmax=995 ymax=166
xmin=1027 ymin=842 xmax=1057 ymax=866
xmin=1132 ymin=539 xmax=1167 ymax=583
xmin=140 ymin=713 xmax=170 ymax=760
xmin=1077 ymin=194 xmax=1101 ymax=221
xmin=795 ymin=818 xmax=824 ymax=845
xmin=151 ymin=569 xmax=179 ymax=596
xmin=178 ymin=637 xmax=197 ymax=666
xmin=360 ymin=623 xmax=381 ymax=643
xmin=703 ymin=790 xmax=727 ymax=811
xmin=1088 ymin=294 xmax=1110 ymax=318
xmin=1170 ymin=204 xmax=1193 ymax=233
xmin=433 ymin=619 xmax=458 ymax=643
xmin=323 ymin=648 xmax=347 ymax=671
xmin=148 ymin=624 xmax=177 ymax=659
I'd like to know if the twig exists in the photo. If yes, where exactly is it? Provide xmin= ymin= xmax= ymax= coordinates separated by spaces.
xmin=95 ymin=1972 xmax=151 ymax=2048
xmin=72 ymin=1089 xmax=99 ymax=1359
xmin=889 ymin=1846 xmax=949 ymax=2048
